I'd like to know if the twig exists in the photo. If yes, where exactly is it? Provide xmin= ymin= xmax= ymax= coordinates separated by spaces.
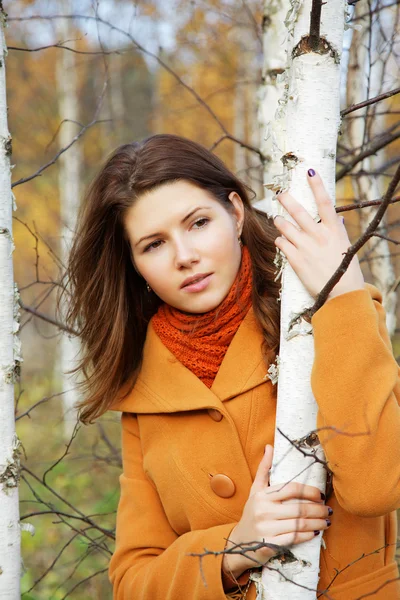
xmin=11 ymin=90 xmax=105 ymax=188
xmin=8 ymin=43 xmax=124 ymax=55
xmin=336 ymin=195 xmax=400 ymax=213
xmin=309 ymin=0 xmax=323 ymax=51
xmin=8 ymin=13 xmax=265 ymax=162
xmin=336 ymin=130 xmax=400 ymax=181
xmin=341 ymin=86 xmax=400 ymax=117
xmin=16 ymin=392 xmax=65 ymax=421
xmin=42 ymin=422 xmax=80 ymax=485
xmin=19 ymin=300 xmax=78 ymax=335
xmin=372 ymin=232 xmax=399 ymax=245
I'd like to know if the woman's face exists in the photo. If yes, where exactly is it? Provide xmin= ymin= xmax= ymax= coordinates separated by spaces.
xmin=124 ymin=179 xmax=245 ymax=313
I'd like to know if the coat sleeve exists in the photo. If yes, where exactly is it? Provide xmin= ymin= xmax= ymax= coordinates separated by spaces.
xmin=108 ymin=412 xmax=244 ymax=599
xmin=310 ymin=283 xmax=400 ymax=518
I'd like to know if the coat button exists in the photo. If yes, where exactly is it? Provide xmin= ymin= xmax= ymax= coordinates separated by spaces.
xmin=210 ymin=474 xmax=236 ymax=498
xmin=207 ymin=408 xmax=223 ymax=422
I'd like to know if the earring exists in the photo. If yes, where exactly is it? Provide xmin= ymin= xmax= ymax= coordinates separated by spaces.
xmin=238 ymin=235 xmax=243 ymax=247
xmin=146 ymin=282 xmax=152 ymax=292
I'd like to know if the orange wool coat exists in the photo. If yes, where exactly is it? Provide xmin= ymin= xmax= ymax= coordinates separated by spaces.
xmin=108 ymin=283 xmax=400 ymax=599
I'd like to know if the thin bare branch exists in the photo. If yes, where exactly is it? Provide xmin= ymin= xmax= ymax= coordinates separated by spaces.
xmin=341 ymin=86 xmax=400 ymax=117
xmin=8 ymin=43 xmax=124 ymax=55
xmin=19 ymin=299 xmax=78 ymax=335
xmin=336 ymin=130 xmax=400 ymax=181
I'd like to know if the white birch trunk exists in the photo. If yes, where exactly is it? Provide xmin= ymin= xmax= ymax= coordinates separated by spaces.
xmin=111 ymin=51 xmax=124 ymax=139
xmin=233 ymin=61 xmax=247 ymax=180
xmin=345 ymin=4 xmax=397 ymax=335
xmin=233 ymin=23 xmax=261 ymax=197
xmin=56 ymin=4 xmax=81 ymax=441
xmin=254 ymin=0 xmax=289 ymax=215
xmin=0 ymin=11 xmax=21 ymax=597
xmin=253 ymin=2 xmax=345 ymax=597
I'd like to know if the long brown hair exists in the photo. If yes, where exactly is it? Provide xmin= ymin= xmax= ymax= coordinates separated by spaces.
xmin=62 ymin=134 xmax=281 ymax=424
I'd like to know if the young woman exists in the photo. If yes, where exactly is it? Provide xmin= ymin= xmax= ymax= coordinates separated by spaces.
xmin=66 ymin=134 xmax=400 ymax=599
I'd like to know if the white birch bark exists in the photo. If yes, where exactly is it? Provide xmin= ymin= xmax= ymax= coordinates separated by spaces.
xmin=233 ymin=23 xmax=261 ymax=197
xmin=345 ymin=4 xmax=397 ymax=335
xmin=253 ymin=0 xmax=289 ymax=215
xmin=0 ymin=9 xmax=21 ymax=597
xmin=252 ymin=2 xmax=345 ymax=597
xmin=56 ymin=5 xmax=81 ymax=441
xmin=233 ymin=56 xmax=247 ymax=180
xmin=111 ymin=51 xmax=124 ymax=139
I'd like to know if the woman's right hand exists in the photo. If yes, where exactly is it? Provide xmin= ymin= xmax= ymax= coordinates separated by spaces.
xmin=222 ymin=445 xmax=332 ymax=578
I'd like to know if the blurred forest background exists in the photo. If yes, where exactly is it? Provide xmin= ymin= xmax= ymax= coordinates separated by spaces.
xmin=5 ymin=0 xmax=400 ymax=597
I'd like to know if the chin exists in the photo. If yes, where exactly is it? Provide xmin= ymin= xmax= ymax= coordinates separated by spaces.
xmin=180 ymin=292 xmax=226 ymax=314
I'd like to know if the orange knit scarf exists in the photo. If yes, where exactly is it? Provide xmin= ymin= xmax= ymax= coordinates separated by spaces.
xmin=151 ymin=245 xmax=253 ymax=388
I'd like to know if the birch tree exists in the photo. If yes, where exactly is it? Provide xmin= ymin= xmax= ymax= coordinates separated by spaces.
xmin=0 ymin=5 xmax=21 ymax=597
xmin=255 ymin=0 xmax=289 ymax=216
xmin=253 ymin=1 xmax=346 ymax=597
xmin=345 ymin=2 xmax=397 ymax=335
xmin=232 ymin=17 xmax=263 ymax=200
xmin=56 ymin=3 xmax=82 ymax=441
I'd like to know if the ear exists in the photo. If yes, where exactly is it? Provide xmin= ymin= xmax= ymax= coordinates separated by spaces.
xmin=228 ymin=191 xmax=245 ymax=236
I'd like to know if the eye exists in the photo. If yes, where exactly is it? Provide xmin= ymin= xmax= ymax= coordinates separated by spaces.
xmin=143 ymin=218 xmax=210 ymax=252
xmin=144 ymin=239 xmax=163 ymax=252
xmin=193 ymin=217 xmax=209 ymax=228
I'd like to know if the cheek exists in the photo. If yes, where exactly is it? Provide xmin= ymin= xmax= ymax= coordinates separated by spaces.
xmin=205 ymin=223 xmax=237 ymax=255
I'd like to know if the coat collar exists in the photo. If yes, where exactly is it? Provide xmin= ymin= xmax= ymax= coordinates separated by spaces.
xmin=110 ymin=305 xmax=269 ymax=414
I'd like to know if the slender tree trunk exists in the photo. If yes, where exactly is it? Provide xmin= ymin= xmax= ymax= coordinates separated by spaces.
xmin=233 ymin=61 xmax=247 ymax=180
xmin=111 ymin=51 xmax=124 ymax=141
xmin=253 ymin=2 xmax=345 ymax=597
xmin=254 ymin=0 xmax=289 ymax=215
xmin=56 ymin=3 xmax=81 ymax=441
xmin=232 ymin=20 xmax=263 ymax=200
xmin=0 ymin=6 xmax=21 ymax=596
xmin=345 ymin=3 xmax=397 ymax=335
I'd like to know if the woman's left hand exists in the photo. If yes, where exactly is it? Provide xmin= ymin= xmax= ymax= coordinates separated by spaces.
xmin=273 ymin=169 xmax=365 ymax=301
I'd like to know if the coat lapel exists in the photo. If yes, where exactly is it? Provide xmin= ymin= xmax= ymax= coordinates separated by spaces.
xmin=110 ymin=305 xmax=269 ymax=414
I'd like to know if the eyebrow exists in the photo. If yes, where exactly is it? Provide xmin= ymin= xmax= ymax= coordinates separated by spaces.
xmin=135 ymin=206 xmax=211 ymax=247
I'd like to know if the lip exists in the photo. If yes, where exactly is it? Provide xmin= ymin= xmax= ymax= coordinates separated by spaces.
xmin=181 ymin=273 xmax=213 ymax=293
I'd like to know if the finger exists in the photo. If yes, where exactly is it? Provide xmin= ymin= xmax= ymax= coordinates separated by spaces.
xmin=273 ymin=517 xmax=331 ymax=536
xmin=273 ymin=501 xmax=332 ymax=520
xmin=251 ymin=445 xmax=274 ymax=493
xmin=274 ymin=216 xmax=305 ymax=248
xmin=274 ymin=235 xmax=299 ymax=266
xmin=306 ymin=169 xmax=337 ymax=227
xmin=275 ymin=193 xmax=320 ymax=237
xmin=266 ymin=481 xmax=324 ymax=504
xmin=337 ymin=214 xmax=348 ymax=234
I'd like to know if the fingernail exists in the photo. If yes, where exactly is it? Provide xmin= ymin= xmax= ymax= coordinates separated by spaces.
xmin=308 ymin=168 xmax=316 ymax=177
xmin=320 ymin=492 xmax=326 ymax=501
xmin=341 ymin=216 xmax=345 ymax=223
xmin=314 ymin=530 xmax=320 ymax=536
xmin=326 ymin=519 xmax=331 ymax=527
xmin=328 ymin=507 xmax=333 ymax=516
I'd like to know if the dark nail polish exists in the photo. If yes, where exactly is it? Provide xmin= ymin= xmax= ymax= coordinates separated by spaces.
xmin=314 ymin=530 xmax=320 ymax=536
xmin=328 ymin=507 xmax=333 ymax=516
xmin=326 ymin=519 xmax=331 ymax=527
xmin=308 ymin=168 xmax=316 ymax=177
xmin=320 ymin=492 xmax=326 ymax=501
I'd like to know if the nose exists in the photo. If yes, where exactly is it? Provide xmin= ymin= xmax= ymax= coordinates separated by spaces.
xmin=173 ymin=237 xmax=200 ymax=269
